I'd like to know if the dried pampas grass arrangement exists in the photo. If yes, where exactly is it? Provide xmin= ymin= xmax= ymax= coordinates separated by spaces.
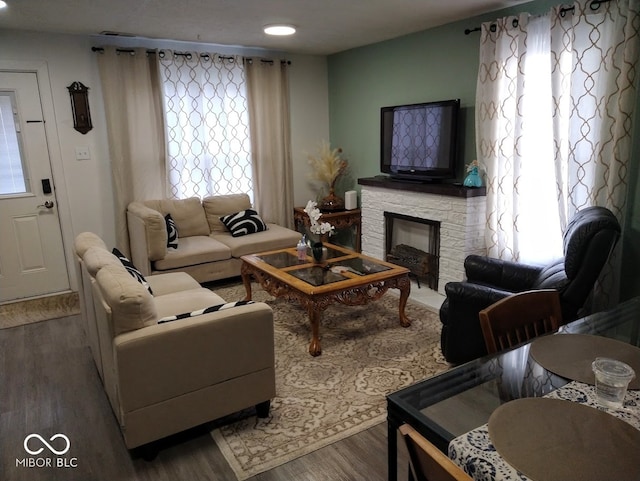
xmin=308 ymin=140 xmax=347 ymax=187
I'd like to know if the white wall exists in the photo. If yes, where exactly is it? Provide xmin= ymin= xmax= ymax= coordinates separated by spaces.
xmin=0 ymin=29 xmax=328 ymax=291
xmin=1 ymin=30 xmax=116 ymax=294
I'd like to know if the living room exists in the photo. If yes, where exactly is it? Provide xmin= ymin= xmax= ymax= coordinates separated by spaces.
xmin=2 ymin=0 xmax=640 ymax=480
xmin=1 ymin=0 xmax=639 ymax=300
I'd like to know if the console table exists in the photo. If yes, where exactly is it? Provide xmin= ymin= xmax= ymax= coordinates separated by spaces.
xmin=293 ymin=207 xmax=361 ymax=252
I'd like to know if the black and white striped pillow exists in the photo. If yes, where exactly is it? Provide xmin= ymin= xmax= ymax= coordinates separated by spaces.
xmin=220 ymin=209 xmax=268 ymax=237
xmin=165 ymin=213 xmax=178 ymax=249
xmin=157 ymin=300 xmax=255 ymax=324
xmin=112 ymin=248 xmax=154 ymax=295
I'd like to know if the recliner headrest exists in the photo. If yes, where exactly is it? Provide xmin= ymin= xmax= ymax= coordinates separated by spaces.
xmin=563 ymin=206 xmax=620 ymax=278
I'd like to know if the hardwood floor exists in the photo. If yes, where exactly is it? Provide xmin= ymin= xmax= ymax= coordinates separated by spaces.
xmin=0 ymin=315 xmax=409 ymax=481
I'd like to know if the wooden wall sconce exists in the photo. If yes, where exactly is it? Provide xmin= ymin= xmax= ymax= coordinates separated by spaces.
xmin=67 ymin=81 xmax=93 ymax=134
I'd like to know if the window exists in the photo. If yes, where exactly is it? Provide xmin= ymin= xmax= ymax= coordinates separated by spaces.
xmin=476 ymin=4 xmax=637 ymax=266
xmin=0 ymin=92 xmax=28 ymax=195
xmin=159 ymin=53 xmax=253 ymax=201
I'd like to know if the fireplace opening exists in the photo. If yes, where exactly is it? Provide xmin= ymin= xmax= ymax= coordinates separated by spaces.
xmin=384 ymin=212 xmax=440 ymax=290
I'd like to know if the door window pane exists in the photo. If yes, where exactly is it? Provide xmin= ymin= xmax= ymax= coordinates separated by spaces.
xmin=0 ymin=93 xmax=28 ymax=194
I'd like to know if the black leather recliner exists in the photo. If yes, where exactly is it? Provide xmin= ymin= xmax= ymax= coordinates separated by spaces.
xmin=439 ymin=206 xmax=621 ymax=364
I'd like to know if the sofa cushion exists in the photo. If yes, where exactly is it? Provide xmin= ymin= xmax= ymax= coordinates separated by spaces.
xmin=96 ymin=263 xmax=158 ymax=335
xmin=144 ymin=197 xmax=209 ymax=237
xmin=146 ymin=272 xmax=202 ymax=296
xmin=203 ymin=194 xmax=252 ymax=233
xmin=154 ymin=287 xmax=227 ymax=318
xmin=212 ymin=223 xmax=301 ymax=257
xmin=112 ymin=248 xmax=154 ymax=295
xmin=220 ymin=209 xmax=268 ymax=237
xmin=165 ymin=213 xmax=179 ymax=249
xmin=74 ymin=231 xmax=108 ymax=258
xmin=83 ymin=246 xmax=121 ymax=277
xmin=153 ymin=236 xmax=232 ymax=272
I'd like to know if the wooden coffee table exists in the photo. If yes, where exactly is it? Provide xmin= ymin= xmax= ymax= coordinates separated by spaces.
xmin=240 ymin=243 xmax=411 ymax=356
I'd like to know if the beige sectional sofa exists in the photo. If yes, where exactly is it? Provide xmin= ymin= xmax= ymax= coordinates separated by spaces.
xmin=73 ymin=232 xmax=276 ymax=450
xmin=127 ymin=194 xmax=301 ymax=283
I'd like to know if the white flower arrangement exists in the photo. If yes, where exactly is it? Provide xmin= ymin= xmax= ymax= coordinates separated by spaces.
xmin=304 ymin=200 xmax=335 ymax=237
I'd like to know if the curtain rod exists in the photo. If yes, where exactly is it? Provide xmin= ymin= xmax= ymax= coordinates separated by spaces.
xmin=91 ymin=46 xmax=155 ymax=54
xmin=91 ymin=47 xmax=291 ymax=64
xmin=464 ymin=0 xmax=611 ymax=35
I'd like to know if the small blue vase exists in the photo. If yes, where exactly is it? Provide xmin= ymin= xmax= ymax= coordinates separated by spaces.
xmin=463 ymin=166 xmax=482 ymax=188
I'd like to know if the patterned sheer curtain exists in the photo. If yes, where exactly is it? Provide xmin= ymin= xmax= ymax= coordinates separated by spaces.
xmin=159 ymin=52 xmax=253 ymax=200
xmin=476 ymin=0 xmax=640 ymax=268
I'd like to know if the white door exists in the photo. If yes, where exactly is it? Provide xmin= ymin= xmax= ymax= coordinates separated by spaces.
xmin=0 ymin=71 xmax=69 ymax=302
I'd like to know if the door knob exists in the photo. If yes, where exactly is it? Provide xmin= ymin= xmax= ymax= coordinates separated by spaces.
xmin=38 ymin=200 xmax=54 ymax=209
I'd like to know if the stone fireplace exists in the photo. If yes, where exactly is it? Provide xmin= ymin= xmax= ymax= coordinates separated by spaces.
xmin=358 ymin=177 xmax=487 ymax=295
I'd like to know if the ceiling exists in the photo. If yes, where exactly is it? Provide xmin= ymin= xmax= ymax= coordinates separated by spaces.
xmin=0 ymin=0 xmax=530 ymax=55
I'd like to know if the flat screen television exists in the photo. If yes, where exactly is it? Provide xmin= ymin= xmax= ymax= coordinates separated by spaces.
xmin=380 ymin=99 xmax=460 ymax=182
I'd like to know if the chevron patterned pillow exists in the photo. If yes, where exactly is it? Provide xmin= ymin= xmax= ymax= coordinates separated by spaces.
xmin=165 ymin=213 xmax=179 ymax=248
xmin=220 ymin=209 xmax=268 ymax=237
xmin=112 ymin=248 xmax=153 ymax=295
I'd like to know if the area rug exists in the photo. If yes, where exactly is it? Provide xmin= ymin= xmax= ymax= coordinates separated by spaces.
xmin=0 ymin=291 xmax=80 ymax=329
xmin=209 ymin=282 xmax=449 ymax=480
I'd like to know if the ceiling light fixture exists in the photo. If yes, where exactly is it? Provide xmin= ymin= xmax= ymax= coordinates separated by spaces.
xmin=0 ymin=1 xmax=7 ymax=9
xmin=263 ymin=24 xmax=296 ymax=36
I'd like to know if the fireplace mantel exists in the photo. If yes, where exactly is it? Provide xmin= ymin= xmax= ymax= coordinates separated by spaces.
xmin=358 ymin=176 xmax=486 ymax=198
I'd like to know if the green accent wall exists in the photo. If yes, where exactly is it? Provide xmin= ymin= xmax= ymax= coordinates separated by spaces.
xmin=327 ymin=0 xmax=640 ymax=299
xmin=327 ymin=0 xmax=556 ymax=183
xmin=328 ymin=24 xmax=477 ymax=182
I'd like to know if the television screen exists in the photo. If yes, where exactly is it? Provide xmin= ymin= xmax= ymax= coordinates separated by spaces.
xmin=380 ymin=99 xmax=459 ymax=181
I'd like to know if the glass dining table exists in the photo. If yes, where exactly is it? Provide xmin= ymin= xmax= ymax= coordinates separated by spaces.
xmin=386 ymin=296 xmax=640 ymax=481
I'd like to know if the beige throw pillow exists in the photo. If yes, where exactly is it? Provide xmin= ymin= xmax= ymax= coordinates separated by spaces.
xmin=144 ymin=197 xmax=209 ymax=237
xmin=203 ymin=194 xmax=252 ymax=233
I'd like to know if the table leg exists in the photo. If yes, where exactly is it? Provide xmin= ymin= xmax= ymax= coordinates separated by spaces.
xmin=308 ymin=307 xmax=322 ymax=356
xmin=240 ymin=266 xmax=253 ymax=301
xmin=398 ymin=276 xmax=411 ymax=327
xmin=388 ymin=418 xmax=398 ymax=481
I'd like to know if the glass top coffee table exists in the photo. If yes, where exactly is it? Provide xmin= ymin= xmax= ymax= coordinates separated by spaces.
xmin=240 ymin=243 xmax=411 ymax=356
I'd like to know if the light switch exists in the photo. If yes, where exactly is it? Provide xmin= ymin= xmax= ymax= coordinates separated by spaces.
xmin=75 ymin=146 xmax=90 ymax=161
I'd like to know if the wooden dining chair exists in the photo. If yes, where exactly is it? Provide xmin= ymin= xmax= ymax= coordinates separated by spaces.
xmin=399 ymin=424 xmax=472 ymax=481
xmin=479 ymin=289 xmax=562 ymax=354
